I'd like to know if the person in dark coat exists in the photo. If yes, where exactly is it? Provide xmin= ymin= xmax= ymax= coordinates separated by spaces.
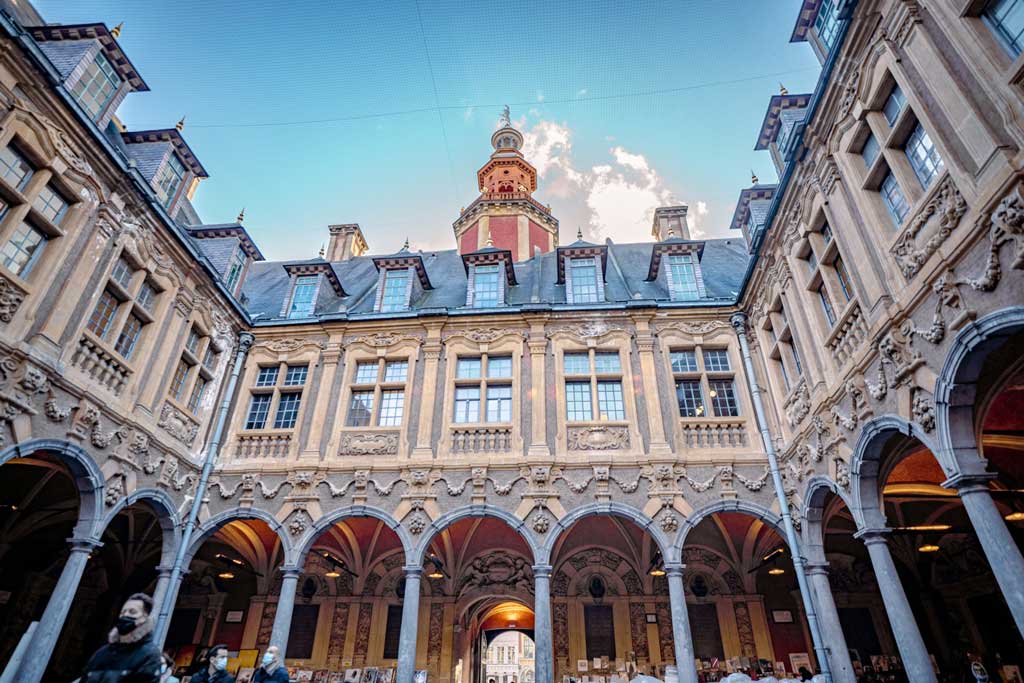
xmin=82 ymin=592 xmax=163 ymax=683
xmin=252 ymin=645 xmax=288 ymax=683
xmin=189 ymin=644 xmax=235 ymax=683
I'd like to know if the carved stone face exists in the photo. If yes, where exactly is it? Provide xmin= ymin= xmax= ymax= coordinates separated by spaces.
xmin=410 ymin=470 xmax=428 ymax=486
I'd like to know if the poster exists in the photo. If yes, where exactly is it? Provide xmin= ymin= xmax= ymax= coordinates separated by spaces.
xmin=789 ymin=653 xmax=812 ymax=675
xmin=343 ymin=670 xmax=362 ymax=683
xmin=412 ymin=671 xmax=428 ymax=683
xmin=578 ymin=659 xmax=589 ymax=672
xmin=236 ymin=668 xmax=255 ymax=683
xmin=360 ymin=668 xmax=378 ymax=683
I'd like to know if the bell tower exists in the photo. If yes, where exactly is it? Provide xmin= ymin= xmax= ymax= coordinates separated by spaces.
xmin=453 ymin=106 xmax=559 ymax=261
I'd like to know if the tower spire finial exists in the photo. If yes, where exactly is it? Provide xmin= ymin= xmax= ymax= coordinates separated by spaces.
xmin=485 ymin=233 xmax=494 ymax=248
xmin=175 ymin=115 xmax=185 ymax=132
xmin=751 ymin=169 xmax=759 ymax=185
xmin=110 ymin=22 xmax=123 ymax=39
xmin=779 ymin=82 xmax=788 ymax=96
xmin=402 ymin=237 xmax=410 ymax=251
xmin=236 ymin=208 xmax=245 ymax=223
xmin=319 ymin=243 xmax=325 ymax=258
xmin=500 ymin=104 xmax=511 ymax=127
xmin=577 ymin=226 xmax=583 ymax=241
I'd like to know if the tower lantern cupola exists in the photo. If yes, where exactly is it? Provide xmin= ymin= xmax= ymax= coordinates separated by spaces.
xmin=454 ymin=106 xmax=559 ymax=260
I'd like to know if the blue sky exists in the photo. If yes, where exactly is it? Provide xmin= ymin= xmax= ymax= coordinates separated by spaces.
xmin=36 ymin=0 xmax=821 ymax=261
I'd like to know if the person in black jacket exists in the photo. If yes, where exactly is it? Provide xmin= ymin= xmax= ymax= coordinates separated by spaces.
xmin=252 ymin=645 xmax=289 ymax=683
xmin=82 ymin=592 xmax=164 ymax=683
xmin=189 ymin=644 xmax=236 ymax=683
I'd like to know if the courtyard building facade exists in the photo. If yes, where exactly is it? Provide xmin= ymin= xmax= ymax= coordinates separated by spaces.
xmin=0 ymin=0 xmax=1022 ymax=682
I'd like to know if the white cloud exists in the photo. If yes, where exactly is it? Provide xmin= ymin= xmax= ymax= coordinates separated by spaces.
xmin=577 ymin=88 xmax=588 ymax=97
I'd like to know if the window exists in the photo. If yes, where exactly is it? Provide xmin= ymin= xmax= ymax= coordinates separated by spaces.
xmin=806 ymin=249 xmax=818 ymax=273
xmin=672 ymin=346 xmax=738 ymax=418
xmin=185 ymin=327 xmax=201 ymax=355
xmin=274 ymin=392 xmax=302 ymax=429
xmin=708 ymin=379 xmax=739 ymax=417
xmin=114 ymin=313 xmax=144 ymax=358
xmin=345 ymin=358 xmax=408 ymax=427
xmin=453 ymin=355 xmax=512 ymax=424
xmin=904 ymin=123 xmax=945 ymax=189
xmin=675 ymin=380 xmax=705 ymax=418
xmin=284 ymin=364 xmax=308 ymax=386
xmin=834 ymin=256 xmax=853 ymax=302
xmin=667 ymin=253 xmax=700 ymax=300
xmin=245 ymin=393 xmax=272 ymax=430
xmin=87 ymin=256 xmax=157 ymax=360
xmin=288 ymin=275 xmax=318 ymax=319
xmin=69 ymin=52 xmax=121 ymax=121
xmin=170 ymin=359 xmax=191 ymax=401
xmin=0 ymin=146 xmax=33 ymax=190
xmin=256 ymin=366 xmax=280 ymax=387
xmin=473 ymin=264 xmax=502 ymax=307
xmin=881 ymin=172 xmax=910 ymax=225
xmin=702 ymin=349 xmax=731 ymax=372
xmin=568 ymin=257 xmax=600 ymax=303
xmin=111 ymin=257 xmax=133 ymax=290
xmin=814 ymin=0 xmax=841 ymax=51
xmin=984 ymin=0 xmax=1024 ymax=57
xmin=33 ymin=185 xmax=69 ymax=224
xmin=187 ymin=375 xmax=208 ymax=413
xmin=817 ymin=284 xmax=837 ymax=326
xmin=0 ymin=221 xmax=47 ymax=277
xmin=87 ymin=289 xmax=119 ymax=338
xmin=670 ymin=350 xmax=698 ymax=373
xmin=153 ymin=154 xmax=186 ymax=208
xmin=225 ymin=246 xmax=246 ymax=293
xmin=380 ymin=268 xmax=410 ymax=312
xmin=137 ymin=282 xmax=156 ymax=312
xmin=861 ymin=133 xmax=880 ymax=168
xmin=883 ymin=85 xmax=907 ymax=127
xmin=821 ymin=223 xmax=833 ymax=244
xmin=202 ymin=347 xmax=219 ymax=372
xmin=563 ymin=349 xmax=625 ymax=422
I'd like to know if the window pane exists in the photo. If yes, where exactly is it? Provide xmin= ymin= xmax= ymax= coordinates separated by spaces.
xmin=0 ymin=146 xmax=33 ymax=189
xmin=203 ymin=347 xmax=218 ymax=371
xmin=381 ymin=268 xmax=410 ymax=312
xmin=881 ymin=172 xmax=910 ymax=225
xmin=834 ymin=256 xmax=854 ymax=302
xmin=563 ymin=352 xmax=590 ymax=375
xmin=136 ymin=282 xmax=156 ymax=312
xmin=111 ymin=257 xmax=134 ymax=289
xmin=378 ymin=390 xmax=405 ymax=426
xmin=486 ymin=385 xmax=512 ymax=423
xmin=904 ymin=122 xmax=945 ymax=189
xmin=274 ymin=392 xmax=302 ymax=429
xmin=791 ymin=341 xmax=804 ymax=376
xmin=806 ymin=249 xmax=818 ymax=273
xmin=487 ymin=356 xmax=512 ymax=378
xmin=288 ymin=275 xmax=318 ymax=318
xmin=861 ymin=133 xmax=880 ymax=168
xmin=814 ymin=0 xmax=840 ymax=51
xmin=985 ymin=0 xmax=1024 ymax=57
xmin=171 ymin=359 xmax=191 ymax=401
xmin=565 ymin=381 xmax=593 ymax=421
xmin=820 ymin=223 xmax=833 ymax=244
xmin=709 ymin=380 xmax=740 ymax=417
xmin=0 ymin=221 xmax=47 ymax=277
xmin=114 ymin=314 xmax=144 ymax=359
xmin=69 ymin=52 xmax=120 ymax=120
xmin=703 ymin=349 xmax=731 ymax=372
xmin=225 ymin=247 xmax=246 ymax=293
xmin=185 ymin=327 xmax=201 ymax=355
xmin=285 ymin=364 xmax=308 ymax=386
xmin=593 ymin=352 xmax=621 ymax=374
xmin=245 ymin=393 xmax=272 ymax=430
xmin=670 ymin=350 xmax=698 ymax=373
xmin=454 ymin=386 xmax=481 ymax=423
xmin=667 ymin=253 xmax=699 ymax=300
xmin=384 ymin=360 xmax=408 ymax=382
xmin=153 ymin=153 xmax=186 ymax=208
xmin=87 ymin=289 xmax=119 ymax=339
xmin=883 ymin=85 xmax=907 ymax=126
xmin=456 ymin=357 xmax=482 ymax=379
xmin=33 ymin=184 xmax=69 ymax=224
xmin=187 ymin=376 xmax=207 ymax=413
xmin=473 ymin=264 xmax=502 ymax=307
xmin=354 ymin=361 xmax=378 ymax=384
xmin=676 ymin=380 xmax=706 ymax=418
xmin=256 ymin=366 xmax=279 ymax=387
xmin=347 ymin=390 xmax=375 ymax=426
xmin=597 ymin=381 xmax=625 ymax=420
xmin=818 ymin=285 xmax=837 ymax=326
xmin=569 ymin=258 xmax=600 ymax=303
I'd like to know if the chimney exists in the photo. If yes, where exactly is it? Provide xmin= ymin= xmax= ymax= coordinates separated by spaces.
xmin=327 ymin=224 xmax=368 ymax=261
xmin=651 ymin=205 xmax=690 ymax=241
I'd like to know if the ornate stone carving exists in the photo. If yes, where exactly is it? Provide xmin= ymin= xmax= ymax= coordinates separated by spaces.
xmin=532 ymin=513 xmax=550 ymax=534
xmin=459 ymin=551 xmax=533 ymax=595
xmin=660 ymin=512 xmax=679 ymax=533
xmin=912 ymin=390 xmax=936 ymax=432
xmin=835 ymin=458 xmax=851 ymax=489
xmin=158 ymin=401 xmax=199 ymax=447
xmin=784 ymin=382 xmax=811 ymax=427
xmin=567 ymin=425 xmax=630 ymax=450
xmin=338 ymin=431 xmax=399 ymax=455
xmin=734 ymin=466 xmax=770 ymax=491
xmin=288 ymin=515 xmax=307 ymax=536
xmin=407 ymin=513 xmax=427 ymax=535
xmin=443 ymin=327 xmax=522 ymax=343
xmin=658 ymin=320 xmax=731 ymax=335
xmin=547 ymin=321 xmax=626 ymax=339
xmin=256 ymin=338 xmax=326 ymax=353
xmin=962 ymin=181 xmax=1024 ymax=291
xmin=891 ymin=174 xmax=967 ymax=279
xmin=0 ymin=275 xmax=25 ymax=323
xmin=104 ymin=474 xmax=125 ymax=507
xmin=345 ymin=331 xmax=419 ymax=347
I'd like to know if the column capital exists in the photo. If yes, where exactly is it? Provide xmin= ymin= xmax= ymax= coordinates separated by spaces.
xmin=730 ymin=311 xmax=749 ymax=332
xmin=804 ymin=560 xmax=830 ymax=576
xmin=280 ymin=566 xmax=303 ymax=578
xmin=532 ymin=564 xmax=553 ymax=578
xmin=663 ymin=563 xmax=686 ymax=579
xmin=154 ymin=564 xmax=174 ymax=577
xmin=403 ymin=565 xmax=424 ymax=578
xmin=68 ymin=537 xmax=103 ymax=553
xmin=942 ymin=472 xmax=996 ymax=494
xmin=853 ymin=527 xmax=892 ymax=545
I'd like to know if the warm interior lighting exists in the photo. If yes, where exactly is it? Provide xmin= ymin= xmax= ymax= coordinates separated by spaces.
xmin=649 ymin=567 xmax=666 ymax=577
xmin=427 ymin=569 xmax=444 ymax=579
xmin=1005 ymin=511 xmax=1024 ymax=522
xmin=762 ymin=547 xmax=785 ymax=562
xmin=508 ymin=622 xmax=516 ymax=629
xmin=325 ymin=570 xmax=341 ymax=578
xmin=217 ymin=571 xmax=235 ymax=579
xmin=898 ymin=524 xmax=951 ymax=532
xmin=215 ymin=553 xmax=245 ymax=566
xmin=768 ymin=568 xmax=785 ymax=575
xmin=918 ymin=544 xmax=940 ymax=553
xmin=709 ymin=390 xmax=717 ymax=397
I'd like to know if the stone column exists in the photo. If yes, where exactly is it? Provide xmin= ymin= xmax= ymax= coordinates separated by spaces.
xmin=270 ymin=567 xmax=302 ymax=652
xmin=396 ymin=567 xmax=423 ymax=683
xmin=945 ymin=473 xmax=1024 ymax=640
xmin=805 ymin=562 xmax=856 ymax=683
xmin=527 ymin=329 xmax=550 ymax=456
xmin=412 ymin=336 xmax=443 ymax=459
xmin=854 ymin=529 xmax=936 ymax=683
xmin=301 ymin=342 xmax=342 ymax=459
xmin=151 ymin=564 xmax=174 ymax=611
xmin=18 ymin=537 xmax=102 ymax=683
xmin=665 ymin=565 xmax=698 ymax=683
xmin=634 ymin=319 xmax=671 ymax=455
xmin=533 ymin=565 xmax=554 ymax=683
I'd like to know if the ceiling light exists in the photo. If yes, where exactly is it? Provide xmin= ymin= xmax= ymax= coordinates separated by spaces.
xmin=899 ymin=524 xmax=951 ymax=532
xmin=762 ymin=548 xmax=785 ymax=562
xmin=918 ymin=544 xmax=940 ymax=553
xmin=768 ymin=568 xmax=785 ymax=575
xmin=325 ymin=570 xmax=341 ymax=578
xmin=1005 ymin=512 xmax=1024 ymax=522
xmin=649 ymin=567 xmax=666 ymax=577
xmin=427 ymin=570 xmax=444 ymax=579
xmin=217 ymin=572 xmax=235 ymax=579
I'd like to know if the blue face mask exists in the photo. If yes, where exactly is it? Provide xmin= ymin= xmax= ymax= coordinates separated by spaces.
xmin=214 ymin=656 xmax=228 ymax=671
xmin=262 ymin=653 xmax=275 ymax=666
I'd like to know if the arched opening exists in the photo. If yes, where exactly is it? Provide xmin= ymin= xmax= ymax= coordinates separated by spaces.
xmin=482 ymin=616 xmax=535 ymax=683
xmin=165 ymin=518 xmax=286 ymax=679
xmin=548 ymin=513 xmax=668 ymax=681
xmin=681 ymin=510 xmax=813 ymax=679
xmin=421 ymin=515 xmax=536 ymax=683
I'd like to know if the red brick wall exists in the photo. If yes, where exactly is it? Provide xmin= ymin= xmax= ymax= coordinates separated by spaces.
xmin=459 ymin=221 xmax=479 ymax=255
xmin=489 ymin=215 xmax=518 ymax=261
xmin=529 ymin=219 xmax=551 ymax=258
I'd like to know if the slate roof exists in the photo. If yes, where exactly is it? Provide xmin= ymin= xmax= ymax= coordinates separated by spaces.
xmin=240 ymin=237 xmax=749 ymax=323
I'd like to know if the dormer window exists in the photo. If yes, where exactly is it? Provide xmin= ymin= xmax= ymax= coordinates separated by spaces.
xmin=69 ymin=51 xmax=121 ymax=121
xmin=813 ymin=0 xmax=841 ymax=52
xmin=225 ymin=245 xmax=246 ymax=293
xmin=288 ymin=275 xmax=319 ymax=318
xmin=380 ymin=268 xmax=410 ymax=312
xmin=153 ymin=154 xmax=186 ymax=208
xmin=569 ymin=258 xmax=600 ymax=303
xmin=667 ymin=254 xmax=699 ymax=300
xmin=472 ymin=264 xmax=502 ymax=308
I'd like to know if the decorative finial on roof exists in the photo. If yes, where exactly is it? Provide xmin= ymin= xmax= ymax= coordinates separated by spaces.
xmin=779 ymin=82 xmax=788 ymax=96
xmin=175 ymin=116 xmax=185 ymax=132
xmin=751 ymin=170 xmax=759 ymax=185
xmin=485 ymin=233 xmax=494 ymax=248
xmin=319 ymin=243 xmax=325 ymax=258
xmin=236 ymin=208 xmax=245 ymax=223
xmin=576 ymin=226 xmax=583 ymax=241
xmin=667 ymin=224 xmax=677 ymax=239
xmin=111 ymin=22 xmax=123 ymax=39
xmin=402 ymin=237 xmax=410 ymax=251
xmin=500 ymin=104 xmax=511 ymax=127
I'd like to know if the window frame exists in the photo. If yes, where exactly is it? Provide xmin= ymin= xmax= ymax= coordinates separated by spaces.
xmin=342 ymin=355 xmax=412 ymax=429
xmin=450 ymin=353 xmax=514 ymax=425
xmin=668 ymin=343 xmax=742 ymax=419
xmin=241 ymin=358 xmax=311 ymax=432
xmin=68 ymin=50 xmax=122 ymax=122
xmin=560 ymin=348 xmax=627 ymax=423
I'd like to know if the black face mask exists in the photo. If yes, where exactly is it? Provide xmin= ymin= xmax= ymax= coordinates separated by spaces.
xmin=116 ymin=616 xmax=138 ymax=635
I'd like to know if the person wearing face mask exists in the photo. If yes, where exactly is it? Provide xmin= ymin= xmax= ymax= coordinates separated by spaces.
xmin=160 ymin=653 xmax=180 ymax=683
xmin=189 ymin=644 xmax=236 ymax=683
xmin=251 ymin=645 xmax=288 ymax=683
xmin=81 ymin=592 xmax=163 ymax=682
